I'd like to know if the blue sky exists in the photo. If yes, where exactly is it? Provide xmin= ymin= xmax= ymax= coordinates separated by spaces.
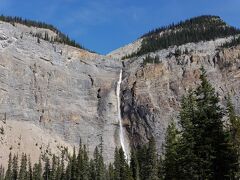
xmin=0 ymin=0 xmax=239 ymax=54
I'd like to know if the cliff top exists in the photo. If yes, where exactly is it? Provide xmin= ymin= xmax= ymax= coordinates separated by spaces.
xmin=108 ymin=15 xmax=240 ymax=59
xmin=0 ymin=15 xmax=89 ymax=51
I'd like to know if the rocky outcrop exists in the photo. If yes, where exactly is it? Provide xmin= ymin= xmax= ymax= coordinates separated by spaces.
xmin=121 ymin=40 xmax=240 ymax=152
xmin=0 ymin=19 xmax=240 ymax=165
xmin=107 ymin=39 xmax=142 ymax=59
xmin=0 ymin=21 xmax=122 ymax=164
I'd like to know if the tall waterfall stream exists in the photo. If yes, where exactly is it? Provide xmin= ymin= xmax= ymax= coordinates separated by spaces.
xmin=116 ymin=69 xmax=130 ymax=162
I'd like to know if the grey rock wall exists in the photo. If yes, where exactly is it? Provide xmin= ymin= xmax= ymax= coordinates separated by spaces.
xmin=121 ymin=41 xmax=240 ymax=152
xmin=0 ymin=20 xmax=240 ymax=164
xmin=0 ymin=21 xmax=122 ymax=163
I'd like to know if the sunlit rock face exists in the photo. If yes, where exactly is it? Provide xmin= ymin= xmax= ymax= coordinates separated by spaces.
xmin=0 ymin=19 xmax=240 ymax=166
xmin=0 ymin=21 xmax=122 ymax=165
xmin=120 ymin=40 xmax=240 ymax=152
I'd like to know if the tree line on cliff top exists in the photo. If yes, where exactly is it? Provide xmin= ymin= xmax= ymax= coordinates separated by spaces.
xmin=123 ymin=15 xmax=240 ymax=59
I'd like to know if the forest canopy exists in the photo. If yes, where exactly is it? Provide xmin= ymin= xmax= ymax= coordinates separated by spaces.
xmin=124 ymin=15 xmax=240 ymax=59
xmin=0 ymin=15 xmax=87 ymax=50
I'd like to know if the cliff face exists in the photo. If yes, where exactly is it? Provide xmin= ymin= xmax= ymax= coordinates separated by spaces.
xmin=0 ymin=18 xmax=240 ymax=165
xmin=0 ymin=21 xmax=122 ymax=165
xmin=120 ymin=39 xmax=240 ymax=151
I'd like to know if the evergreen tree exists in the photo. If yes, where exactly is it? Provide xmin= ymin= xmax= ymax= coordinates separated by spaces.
xmin=157 ymin=155 xmax=164 ymax=180
xmin=43 ymin=157 xmax=50 ymax=180
xmin=112 ymin=147 xmax=133 ymax=180
xmin=81 ymin=145 xmax=89 ymax=180
xmin=59 ymin=151 xmax=65 ymax=180
xmin=49 ymin=155 xmax=57 ymax=180
xmin=118 ymin=148 xmax=133 ymax=180
xmin=107 ymin=163 xmax=114 ymax=180
xmin=28 ymin=156 xmax=33 ymax=180
xmin=55 ymin=156 xmax=61 ymax=180
xmin=113 ymin=148 xmax=120 ymax=180
xmin=227 ymin=96 xmax=240 ymax=153
xmin=76 ymin=143 xmax=89 ymax=180
xmin=12 ymin=154 xmax=19 ymax=180
xmin=65 ymin=158 xmax=72 ymax=180
xmin=93 ymin=147 xmax=106 ymax=180
xmin=124 ymin=16 xmax=240 ymax=58
xmin=130 ymin=149 xmax=140 ymax=180
xmin=222 ymin=36 xmax=240 ymax=48
xmin=89 ymin=159 xmax=96 ymax=180
xmin=44 ymin=32 xmax=49 ymax=41
xmin=145 ymin=138 xmax=158 ymax=180
xmin=76 ymin=142 xmax=83 ymax=180
xmin=226 ymin=97 xmax=240 ymax=178
xmin=177 ymin=91 xmax=199 ymax=179
xmin=19 ymin=153 xmax=28 ymax=180
xmin=194 ymin=67 xmax=237 ymax=179
xmin=70 ymin=147 xmax=77 ymax=180
xmin=0 ymin=15 xmax=86 ymax=50
xmin=5 ymin=153 xmax=13 ymax=180
xmin=32 ymin=158 xmax=43 ymax=180
xmin=0 ymin=165 xmax=4 ymax=180
xmin=136 ymin=145 xmax=148 ymax=180
xmin=163 ymin=122 xmax=180 ymax=179
xmin=162 ymin=67 xmax=239 ymax=179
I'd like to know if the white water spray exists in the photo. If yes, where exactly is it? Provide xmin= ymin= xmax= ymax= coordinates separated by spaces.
xmin=117 ymin=69 xmax=130 ymax=162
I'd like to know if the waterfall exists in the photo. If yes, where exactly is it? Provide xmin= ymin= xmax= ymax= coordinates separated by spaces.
xmin=117 ymin=69 xmax=130 ymax=162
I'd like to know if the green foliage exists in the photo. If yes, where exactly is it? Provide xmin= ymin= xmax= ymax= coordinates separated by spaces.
xmin=130 ymin=150 xmax=140 ymax=180
xmin=131 ymin=139 xmax=162 ymax=180
xmin=176 ymin=91 xmax=199 ymax=179
xmin=0 ymin=126 xmax=4 ymax=135
xmin=93 ymin=147 xmax=106 ymax=180
xmin=227 ymin=97 xmax=240 ymax=151
xmin=77 ymin=144 xmax=89 ymax=180
xmin=163 ymin=67 xmax=239 ymax=179
xmin=222 ymin=36 xmax=240 ymax=48
xmin=0 ymin=15 xmax=88 ymax=50
xmin=145 ymin=138 xmax=158 ymax=180
xmin=0 ymin=165 xmax=4 ymax=180
xmin=50 ymin=155 xmax=58 ymax=180
xmin=163 ymin=122 xmax=180 ymax=179
xmin=136 ymin=145 xmax=147 ymax=179
xmin=19 ymin=153 xmax=29 ymax=180
xmin=5 ymin=153 xmax=13 ymax=180
xmin=196 ymin=67 xmax=239 ymax=179
xmin=12 ymin=155 xmax=19 ymax=180
xmin=28 ymin=156 xmax=33 ymax=180
xmin=141 ymin=55 xmax=160 ymax=66
xmin=107 ymin=163 xmax=114 ymax=180
xmin=70 ymin=148 xmax=77 ymax=180
xmin=226 ymin=97 xmax=240 ymax=178
xmin=113 ymin=148 xmax=121 ymax=179
xmin=157 ymin=156 xmax=164 ymax=180
xmin=126 ymin=15 xmax=240 ymax=58
xmin=43 ymin=157 xmax=50 ymax=180
xmin=32 ymin=158 xmax=43 ymax=180
xmin=1 ymin=68 xmax=240 ymax=179
xmin=113 ymin=147 xmax=133 ymax=180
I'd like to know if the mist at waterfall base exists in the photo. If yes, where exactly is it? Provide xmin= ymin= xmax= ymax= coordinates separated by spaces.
xmin=117 ymin=69 xmax=130 ymax=162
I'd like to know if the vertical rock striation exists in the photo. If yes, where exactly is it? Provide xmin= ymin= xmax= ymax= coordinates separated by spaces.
xmin=1 ymin=17 xmax=240 ymax=164
xmin=120 ymin=40 xmax=240 ymax=152
xmin=0 ymin=21 xmax=122 ymax=164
